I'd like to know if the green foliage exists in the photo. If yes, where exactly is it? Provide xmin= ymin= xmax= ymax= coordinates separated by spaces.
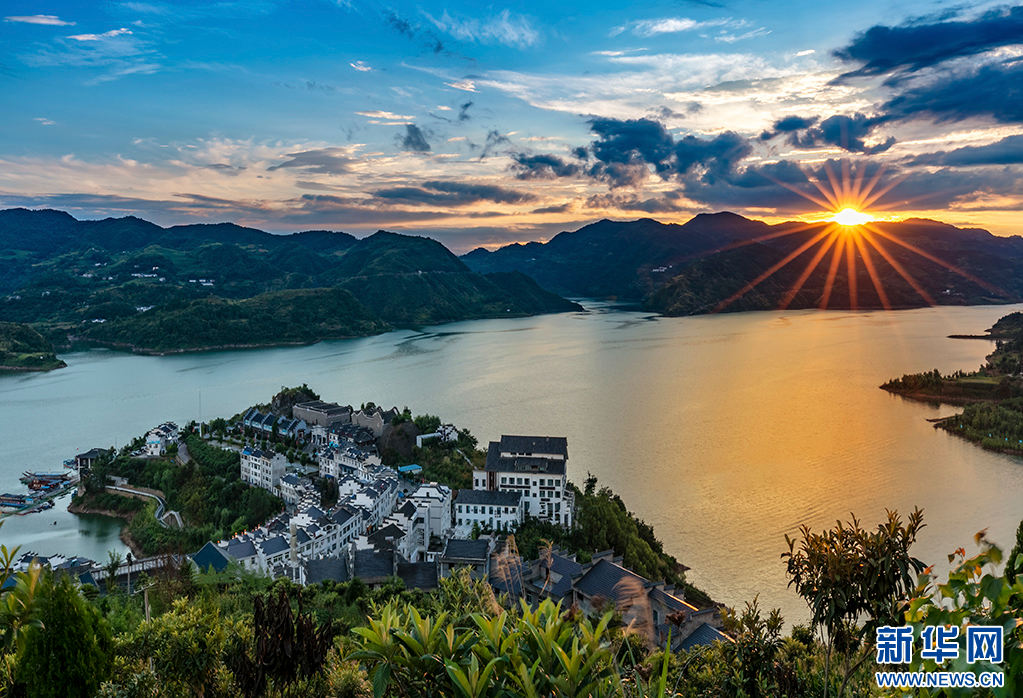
xmin=17 ymin=573 xmax=114 ymax=698
xmin=903 ymin=534 xmax=1023 ymax=697
xmin=783 ymin=508 xmax=926 ymax=698
xmin=940 ymin=397 xmax=1023 ymax=454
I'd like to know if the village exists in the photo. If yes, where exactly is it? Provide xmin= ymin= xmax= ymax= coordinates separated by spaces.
xmin=9 ymin=397 xmax=727 ymax=653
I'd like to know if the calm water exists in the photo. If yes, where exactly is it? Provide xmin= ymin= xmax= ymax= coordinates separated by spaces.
xmin=2 ymin=302 xmax=1022 ymax=623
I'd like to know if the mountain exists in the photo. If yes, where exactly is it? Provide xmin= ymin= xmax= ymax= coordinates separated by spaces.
xmin=463 ymin=214 xmax=1023 ymax=314
xmin=0 ymin=209 xmax=581 ymax=354
xmin=461 ymin=213 xmax=770 ymax=299
xmin=0 ymin=322 xmax=65 ymax=371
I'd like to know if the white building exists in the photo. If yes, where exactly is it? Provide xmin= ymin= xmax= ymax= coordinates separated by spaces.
xmin=240 ymin=447 xmax=288 ymax=494
xmin=145 ymin=422 xmax=179 ymax=457
xmin=472 ymin=435 xmax=574 ymax=527
xmin=349 ymin=476 xmax=400 ymax=530
xmin=455 ymin=489 xmax=524 ymax=533
xmin=319 ymin=444 xmax=382 ymax=482
xmin=408 ymin=483 xmax=453 ymax=537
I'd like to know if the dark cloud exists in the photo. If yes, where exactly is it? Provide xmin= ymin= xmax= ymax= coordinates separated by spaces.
xmin=471 ymin=130 xmax=511 ymax=160
xmin=883 ymin=62 xmax=1023 ymax=124
xmin=509 ymin=153 xmax=582 ymax=180
xmin=203 ymin=163 xmax=246 ymax=175
xmin=835 ymin=6 xmax=1023 ymax=79
xmin=397 ymin=124 xmax=431 ymax=152
xmin=372 ymin=180 xmax=536 ymax=206
xmin=759 ymin=115 xmax=819 ymax=140
xmin=582 ymin=117 xmax=752 ymax=188
xmin=905 ymin=135 xmax=1023 ymax=167
xmin=385 ymin=11 xmax=416 ymax=39
xmin=531 ymin=203 xmax=574 ymax=214
xmin=267 ymin=148 xmax=357 ymax=174
xmin=458 ymin=101 xmax=474 ymax=121
xmin=584 ymin=193 xmax=688 ymax=214
xmin=763 ymin=113 xmax=894 ymax=154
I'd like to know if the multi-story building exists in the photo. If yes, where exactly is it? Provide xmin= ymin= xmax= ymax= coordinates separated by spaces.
xmin=145 ymin=422 xmax=179 ymax=456
xmin=240 ymin=447 xmax=288 ymax=494
xmin=472 ymin=435 xmax=574 ymax=526
xmin=455 ymin=489 xmax=524 ymax=532
xmin=318 ymin=444 xmax=382 ymax=482
xmin=292 ymin=400 xmax=352 ymax=428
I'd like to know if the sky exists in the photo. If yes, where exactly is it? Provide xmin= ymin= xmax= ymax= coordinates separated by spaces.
xmin=1 ymin=0 xmax=1022 ymax=252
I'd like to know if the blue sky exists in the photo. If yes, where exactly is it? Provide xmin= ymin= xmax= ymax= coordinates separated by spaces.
xmin=1 ymin=0 xmax=1022 ymax=250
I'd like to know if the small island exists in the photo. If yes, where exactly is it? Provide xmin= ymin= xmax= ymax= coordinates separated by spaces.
xmin=882 ymin=311 xmax=1023 ymax=454
xmin=0 ymin=322 xmax=66 ymax=372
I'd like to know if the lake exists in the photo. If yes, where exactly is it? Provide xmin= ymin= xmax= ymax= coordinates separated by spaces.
xmin=2 ymin=301 xmax=1022 ymax=623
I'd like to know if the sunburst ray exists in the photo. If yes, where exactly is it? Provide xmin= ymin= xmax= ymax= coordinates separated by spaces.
xmin=779 ymin=227 xmax=840 ymax=310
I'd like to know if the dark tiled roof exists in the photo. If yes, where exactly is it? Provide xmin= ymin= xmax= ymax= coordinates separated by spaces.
xmin=397 ymin=500 xmax=418 ymax=517
xmin=353 ymin=549 xmax=395 ymax=580
xmin=192 ymin=542 xmax=232 ymax=573
xmin=649 ymin=587 xmax=698 ymax=613
xmin=457 ymin=489 xmax=522 ymax=507
xmin=442 ymin=539 xmax=490 ymax=562
xmin=485 ymin=443 xmax=566 ymax=475
xmin=305 ymin=558 xmax=350 ymax=584
xmin=498 ymin=435 xmax=568 ymax=457
xmin=574 ymin=559 xmax=647 ymax=604
xmin=281 ymin=473 xmax=300 ymax=485
xmin=330 ymin=507 xmax=356 ymax=525
xmin=225 ymin=538 xmax=257 ymax=560
xmin=367 ymin=524 xmax=405 ymax=550
xmin=678 ymin=623 xmax=730 ymax=651
xmin=259 ymin=536 xmax=289 ymax=556
xmin=540 ymin=552 xmax=583 ymax=598
xmin=397 ymin=562 xmax=438 ymax=590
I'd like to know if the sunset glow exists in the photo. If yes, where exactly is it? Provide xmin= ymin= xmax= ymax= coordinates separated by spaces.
xmin=831 ymin=208 xmax=874 ymax=227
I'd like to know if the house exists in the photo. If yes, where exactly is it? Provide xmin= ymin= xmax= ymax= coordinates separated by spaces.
xmin=351 ymin=405 xmax=400 ymax=437
xmin=472 ymin=435 xmax=574 ymax=527
xmin=318 ymin=443 xmax=381 ymax=482
xmin=74 ymin=447 xmax=112 ymax=472
xmin=455 ymin=489 xmax=524 ymax=533
xmin=439 ymin=538 xmax=491 ymax=580
xmin=293 ymin=400 xmax=352 ymax=428
xmin=407 ymin=483 xmax=453 ymax=539
xmin=145 ymin=422 xmax=179 ymax=457
xmin=520 ymin=548 xmax=728 ymax=652
xmin=279 ymin=473 xmax=316 ymax=506
xmin=240 ymin=447 xmax=288 ymax=494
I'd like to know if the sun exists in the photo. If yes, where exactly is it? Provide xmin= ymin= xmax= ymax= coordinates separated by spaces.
xmin=831 ymin=207 xmax=874 ymax=227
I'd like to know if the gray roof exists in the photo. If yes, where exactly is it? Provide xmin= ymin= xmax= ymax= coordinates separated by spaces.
xmin=192 ymin=541 xmax=232 ymax=573
xmin=281 ymin=473 xmax=300 ymax=486
xmin=353 ymin=549 xmax=395 ymax=581
xmin=259 ymin=536 xmax=289 ymax=556
xmin=498 ymin=435 xmax=568 ymax=457
xmin=397 ymin=562 xmax=438 ymax=590
xmin=367 ymin=524 xmax=406 ymax=550
xmin=305 ymin=558 xmax=350 ymax=584
xmin=574 ymin=559 xmax=647 ymax=603
xmin=485 ymin=443 xmax=566 ymax=475
xmin=457 ymin=489 xmax=522 ymax=507
xmin=678 ymin=623 xmax=730 ymax=651
xmin=225 ymin=538 xmax=257 ymax=560
xmin=649 ymin=586 xmax=698 ymax=614
xmin=441 ymin=539 xmax=490 ymax=563
xmin=330 ymin=507 xmax=356 ymax=525
xmin=539 ymin=551 xmax=583 ymax=598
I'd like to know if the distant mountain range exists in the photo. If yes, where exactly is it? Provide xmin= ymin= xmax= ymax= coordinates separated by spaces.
xmin=0 ymin=209 xmax=580 ymax=354
xmin=462 ymin=213 xmax=1023 ymax=314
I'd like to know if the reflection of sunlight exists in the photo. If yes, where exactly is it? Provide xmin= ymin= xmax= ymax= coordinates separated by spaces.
xmin=714 ymin=159 xmax=1009 ymax=312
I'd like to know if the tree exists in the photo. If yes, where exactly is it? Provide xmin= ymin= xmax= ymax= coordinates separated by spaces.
xmin=105 ymin=551 xmax=123 ymax=594
xmin=17 ymin=573 xmax=114 ymax=698
xmin=782 ymin=508 xmax=926 ymax=698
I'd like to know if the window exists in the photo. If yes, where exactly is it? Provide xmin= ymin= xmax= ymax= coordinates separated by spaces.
xmin=501 ymin=476 xmax=507 ymax=484
xmin=457 ymin=505 xmax=462 ymax=513
xmin=555 ymin=491 xmax=560 ymax=498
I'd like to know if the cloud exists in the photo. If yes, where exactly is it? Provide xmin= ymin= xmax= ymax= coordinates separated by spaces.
xmin=397 ymin=124 xmax=431 ymax=152
xmin=34 ymin=117 xmax=55 ymax=126
xmin=355 ymin=110 xmax=416 ymax=121
xmin=458 ymin=101 xmax=474 ymax=121
xmin=796 ymin=49 xmax=815 ymax=57
xmin=5 ymin=15 xmax=75 ymax=26
xmin=372 ymin=180 xmax=536 ymax=206
xmin=905 ymin=135 xmax=1023 ymax=166
xmin=835 ymin=5 xmax=1023 ymax=78
xmin=445 ymin=79 xmax=477 ymax=92
xmin=762 ymin=112 xmax=895 ymax=154
xmin=424 ymin=9 xmax=540 ymax=48
xmin=267 ymin=147 xmax=358 ymax=174
xmin=510 ymin=153 xmax=582 ymax=180
xmin=68 ymin=28 xmax=132 ymax=41
xmin=883 ymin=62 xmax=1023 ymax=124
xmin=623 ymin=16 xmax=729 ymax=37
xmin=469 ymin=130 xmax=510 ymax=160
xmin=350 ymin=61 xmax=373 ymax=72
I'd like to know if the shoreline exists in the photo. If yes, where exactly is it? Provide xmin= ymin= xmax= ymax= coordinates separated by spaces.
xmin=67 ymin=500 xmax=147 ymax=558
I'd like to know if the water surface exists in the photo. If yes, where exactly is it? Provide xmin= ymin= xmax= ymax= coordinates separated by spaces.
xmin=2 ymin=302 xmax=1021 ymax=623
